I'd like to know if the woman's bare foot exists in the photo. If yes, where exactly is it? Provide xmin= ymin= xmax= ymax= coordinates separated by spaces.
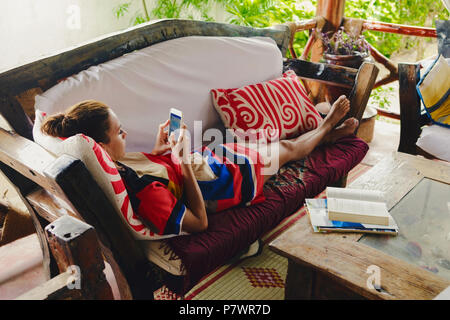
xmin=321 ymin=95 xmax=350 ymax=129
xmin=322 ymin=117 xmax=359 ymax=144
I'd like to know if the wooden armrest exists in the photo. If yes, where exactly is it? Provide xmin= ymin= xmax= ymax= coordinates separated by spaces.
xmin=283 ymin=58 xmax=358 ymax=88
xmin=0 ymin=129 xmax=149 ymax=298
xmin=284 ymin=59 xmax=379 ymax=126
xmin=15 ymin=272 xmax=82 ymax=300
xmin=16 ymin=216 xmax=114 ymax=300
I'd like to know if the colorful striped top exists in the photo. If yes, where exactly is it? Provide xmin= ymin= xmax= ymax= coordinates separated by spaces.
xmin=117 ymin=143 xmax=266 ymax=236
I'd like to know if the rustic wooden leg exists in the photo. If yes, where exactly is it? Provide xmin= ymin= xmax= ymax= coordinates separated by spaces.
xmin=285 ymin=259 xmax=315 ymax=299
xmin=313 ymin=272 xmax=366 ymax=300
xmin=45 ymin=215 xmax=114 ymax=300
xmin=330 ymin=174 xmax=348 ymax=188
xmin=348 ymin=62 xmax=379 ymax=126
xmin=398 ymin=63 xmax=421 ymax=155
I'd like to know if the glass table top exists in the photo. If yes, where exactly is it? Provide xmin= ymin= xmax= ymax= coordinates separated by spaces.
xmin=359 ymin=178 xmax=450 ymax=281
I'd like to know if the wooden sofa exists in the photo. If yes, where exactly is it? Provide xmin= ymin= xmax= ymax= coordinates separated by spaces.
xmin=0 ymin=19 xmax=378 ymax=299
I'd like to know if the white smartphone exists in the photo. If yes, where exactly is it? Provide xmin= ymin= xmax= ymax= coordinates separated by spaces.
xmin=169 ymin=108 xmax=183 ymax=140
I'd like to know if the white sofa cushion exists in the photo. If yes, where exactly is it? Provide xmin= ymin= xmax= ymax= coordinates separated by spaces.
xmin=416 ymin=124 xmax=450 ymax=161
xmin=34 ymin=36 xmax=283 ymax=152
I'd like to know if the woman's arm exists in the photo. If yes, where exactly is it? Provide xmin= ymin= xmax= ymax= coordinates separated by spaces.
xmin=169 ymin=126 xmax=208 ymax=233
xmin=180 ymin=162 xmax=208 ymax=232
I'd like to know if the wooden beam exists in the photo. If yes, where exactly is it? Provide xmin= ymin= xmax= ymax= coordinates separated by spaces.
xmin=398 ymin=63 xmax=422 ymax=155
xmin=316 ymin=0 xmax=346 ymax=31
xmin=0 ymin=166 xmax=57 ymax=283
xmin=362 ymin=20 xmax=437 ymax=38
xmin=284 ymin=59 xmax=358 ymax=88
xmin=45 ymin=215 xmax=114 ymax=299
xmin=308 ymin=0 xmax=346 ymax=103
xmin=0 ymin=20 xmax=290 ymax=98
xmin=348 ymin=62 xmax=379 ymax=125
xmin=0 ymin=95 xmax=34 ymax=140
xmin=0 ymin=128 xmax=59 ymax=193
xmin=15 ymin=272 xmax=83 ymax=300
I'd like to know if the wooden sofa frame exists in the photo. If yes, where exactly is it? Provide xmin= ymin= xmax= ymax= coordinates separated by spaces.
xmin=0 ymin=19 xmax=378 ymax=299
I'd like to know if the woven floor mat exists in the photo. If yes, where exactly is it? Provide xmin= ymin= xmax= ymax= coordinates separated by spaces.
xmin=154 ymin=163 xmax=371 ymax=300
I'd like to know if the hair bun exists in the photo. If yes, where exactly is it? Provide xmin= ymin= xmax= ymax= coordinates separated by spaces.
xmin=41 ymin=113 xmax=66 ymax=137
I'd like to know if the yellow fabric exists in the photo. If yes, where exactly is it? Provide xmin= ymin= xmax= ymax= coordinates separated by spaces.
xmin=189 ymin=153 xmax=217 ymax=182
xmin=419 ymin=55 xmax=450 ymax=125
xmin=122 ymin=152 xmax=170 ymax=180
xmin=431 ymin=100 xmax=450 ymax=125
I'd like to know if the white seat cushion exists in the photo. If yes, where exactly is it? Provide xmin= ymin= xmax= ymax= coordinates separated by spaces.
xmin=34 ymin=36 xmax=283 ymax=152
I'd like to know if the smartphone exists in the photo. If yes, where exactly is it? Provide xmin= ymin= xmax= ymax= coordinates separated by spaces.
xmin=169 ymin=108 xmax=183 ymax=140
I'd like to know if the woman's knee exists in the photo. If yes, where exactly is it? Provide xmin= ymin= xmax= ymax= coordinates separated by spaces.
xmin=278 ymin=140 xmax=296 ymax=164
xmin=280 ymin=138 xmax=310 ymax=161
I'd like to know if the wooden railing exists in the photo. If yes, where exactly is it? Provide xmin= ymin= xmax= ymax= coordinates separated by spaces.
xmin=285 ymin=17 xmax=438 ymax=118
xmin=286 ymin=18 xmax=437 ymax=86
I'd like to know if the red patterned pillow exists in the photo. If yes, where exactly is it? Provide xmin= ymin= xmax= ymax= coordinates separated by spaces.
xmin=211 ymin=70 xmax=322 ymax=142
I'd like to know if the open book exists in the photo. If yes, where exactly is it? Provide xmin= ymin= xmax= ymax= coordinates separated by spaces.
xmin=306 ymin=198 xmax=398 ymax=235
xmin=326 ymin=187 xmax=390 ymax=226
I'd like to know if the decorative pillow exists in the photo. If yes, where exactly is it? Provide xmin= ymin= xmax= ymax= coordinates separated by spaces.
xmin=417 ymin=55 xmax=450 ymax=127
xmin=211 ymin=70 xmax=322 ymax=143
xmin=33 ymin=110 xmax=183 ymax=240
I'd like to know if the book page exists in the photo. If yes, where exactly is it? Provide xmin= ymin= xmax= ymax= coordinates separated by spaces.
xmin=326 ymin=187 xmax=385 ymax=203
xmin=328 ymin=198 xmax=389 ymax=219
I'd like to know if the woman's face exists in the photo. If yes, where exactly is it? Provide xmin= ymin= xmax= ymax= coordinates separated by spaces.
xmin=100 ymin=110 xmax=127 ymax=161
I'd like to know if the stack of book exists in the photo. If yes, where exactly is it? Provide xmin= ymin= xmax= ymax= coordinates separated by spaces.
xmin=306 ymin=187 xmax=399 ymax=235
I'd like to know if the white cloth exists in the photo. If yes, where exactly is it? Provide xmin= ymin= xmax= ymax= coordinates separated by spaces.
xmin=416 ymin=124 xmax=450 ymax=161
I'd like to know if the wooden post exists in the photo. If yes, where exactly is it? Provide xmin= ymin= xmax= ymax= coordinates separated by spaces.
xmin=45 ymin=215 xmax=114 ymax=300
xmin=285 ymin=260 xmax=315 ymax=299
xmin=398 ymin=63 xmax=422 ymax=155
xmin=311 ymin=0 xmax=346 ymax=62
xmin=308 ymin=0 xmax=346 ymax=103
xmin=316 ymin=0 xmax=346 ymax=30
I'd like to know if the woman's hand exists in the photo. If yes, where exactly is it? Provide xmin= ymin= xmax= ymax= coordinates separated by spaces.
xmin=169 ymin=124 xmax=191 ymax=165
xmin=151 ymin=119 xmax=172 ymax=156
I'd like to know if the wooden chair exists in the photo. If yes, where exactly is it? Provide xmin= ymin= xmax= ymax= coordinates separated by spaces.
xmin=397 ymin=20 xmax=449 ymax=158
xmin=0 ymin=19 xmax=378 ymax=299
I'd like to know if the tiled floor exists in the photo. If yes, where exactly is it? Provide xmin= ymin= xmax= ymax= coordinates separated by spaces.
xmin=362 ymin=117 xmax=400 ymax=167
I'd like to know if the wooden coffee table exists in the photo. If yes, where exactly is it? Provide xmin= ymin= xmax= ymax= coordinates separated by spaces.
xmin=269 ymin=151 xmax=450 ymax=300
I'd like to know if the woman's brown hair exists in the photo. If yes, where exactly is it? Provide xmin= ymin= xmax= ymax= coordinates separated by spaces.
xmin=41 ymin=100 xmax=111 ymax=143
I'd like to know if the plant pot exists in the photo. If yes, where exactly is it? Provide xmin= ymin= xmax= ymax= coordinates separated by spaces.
xmin=323 ymin=52 xmax=368 ymax=69
xmin=323 ymin=52 xmax=370 ymax=103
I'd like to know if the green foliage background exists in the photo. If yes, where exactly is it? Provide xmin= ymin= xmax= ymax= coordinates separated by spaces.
xmin=114 ymin=0 xmax=448 ymax=58
xmin=114 ymin=1 xmax=448 ymax=111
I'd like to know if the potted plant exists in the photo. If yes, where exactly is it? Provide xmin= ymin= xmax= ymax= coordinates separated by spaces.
xmin=320 ymin=27 xmax=370 ymax=69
